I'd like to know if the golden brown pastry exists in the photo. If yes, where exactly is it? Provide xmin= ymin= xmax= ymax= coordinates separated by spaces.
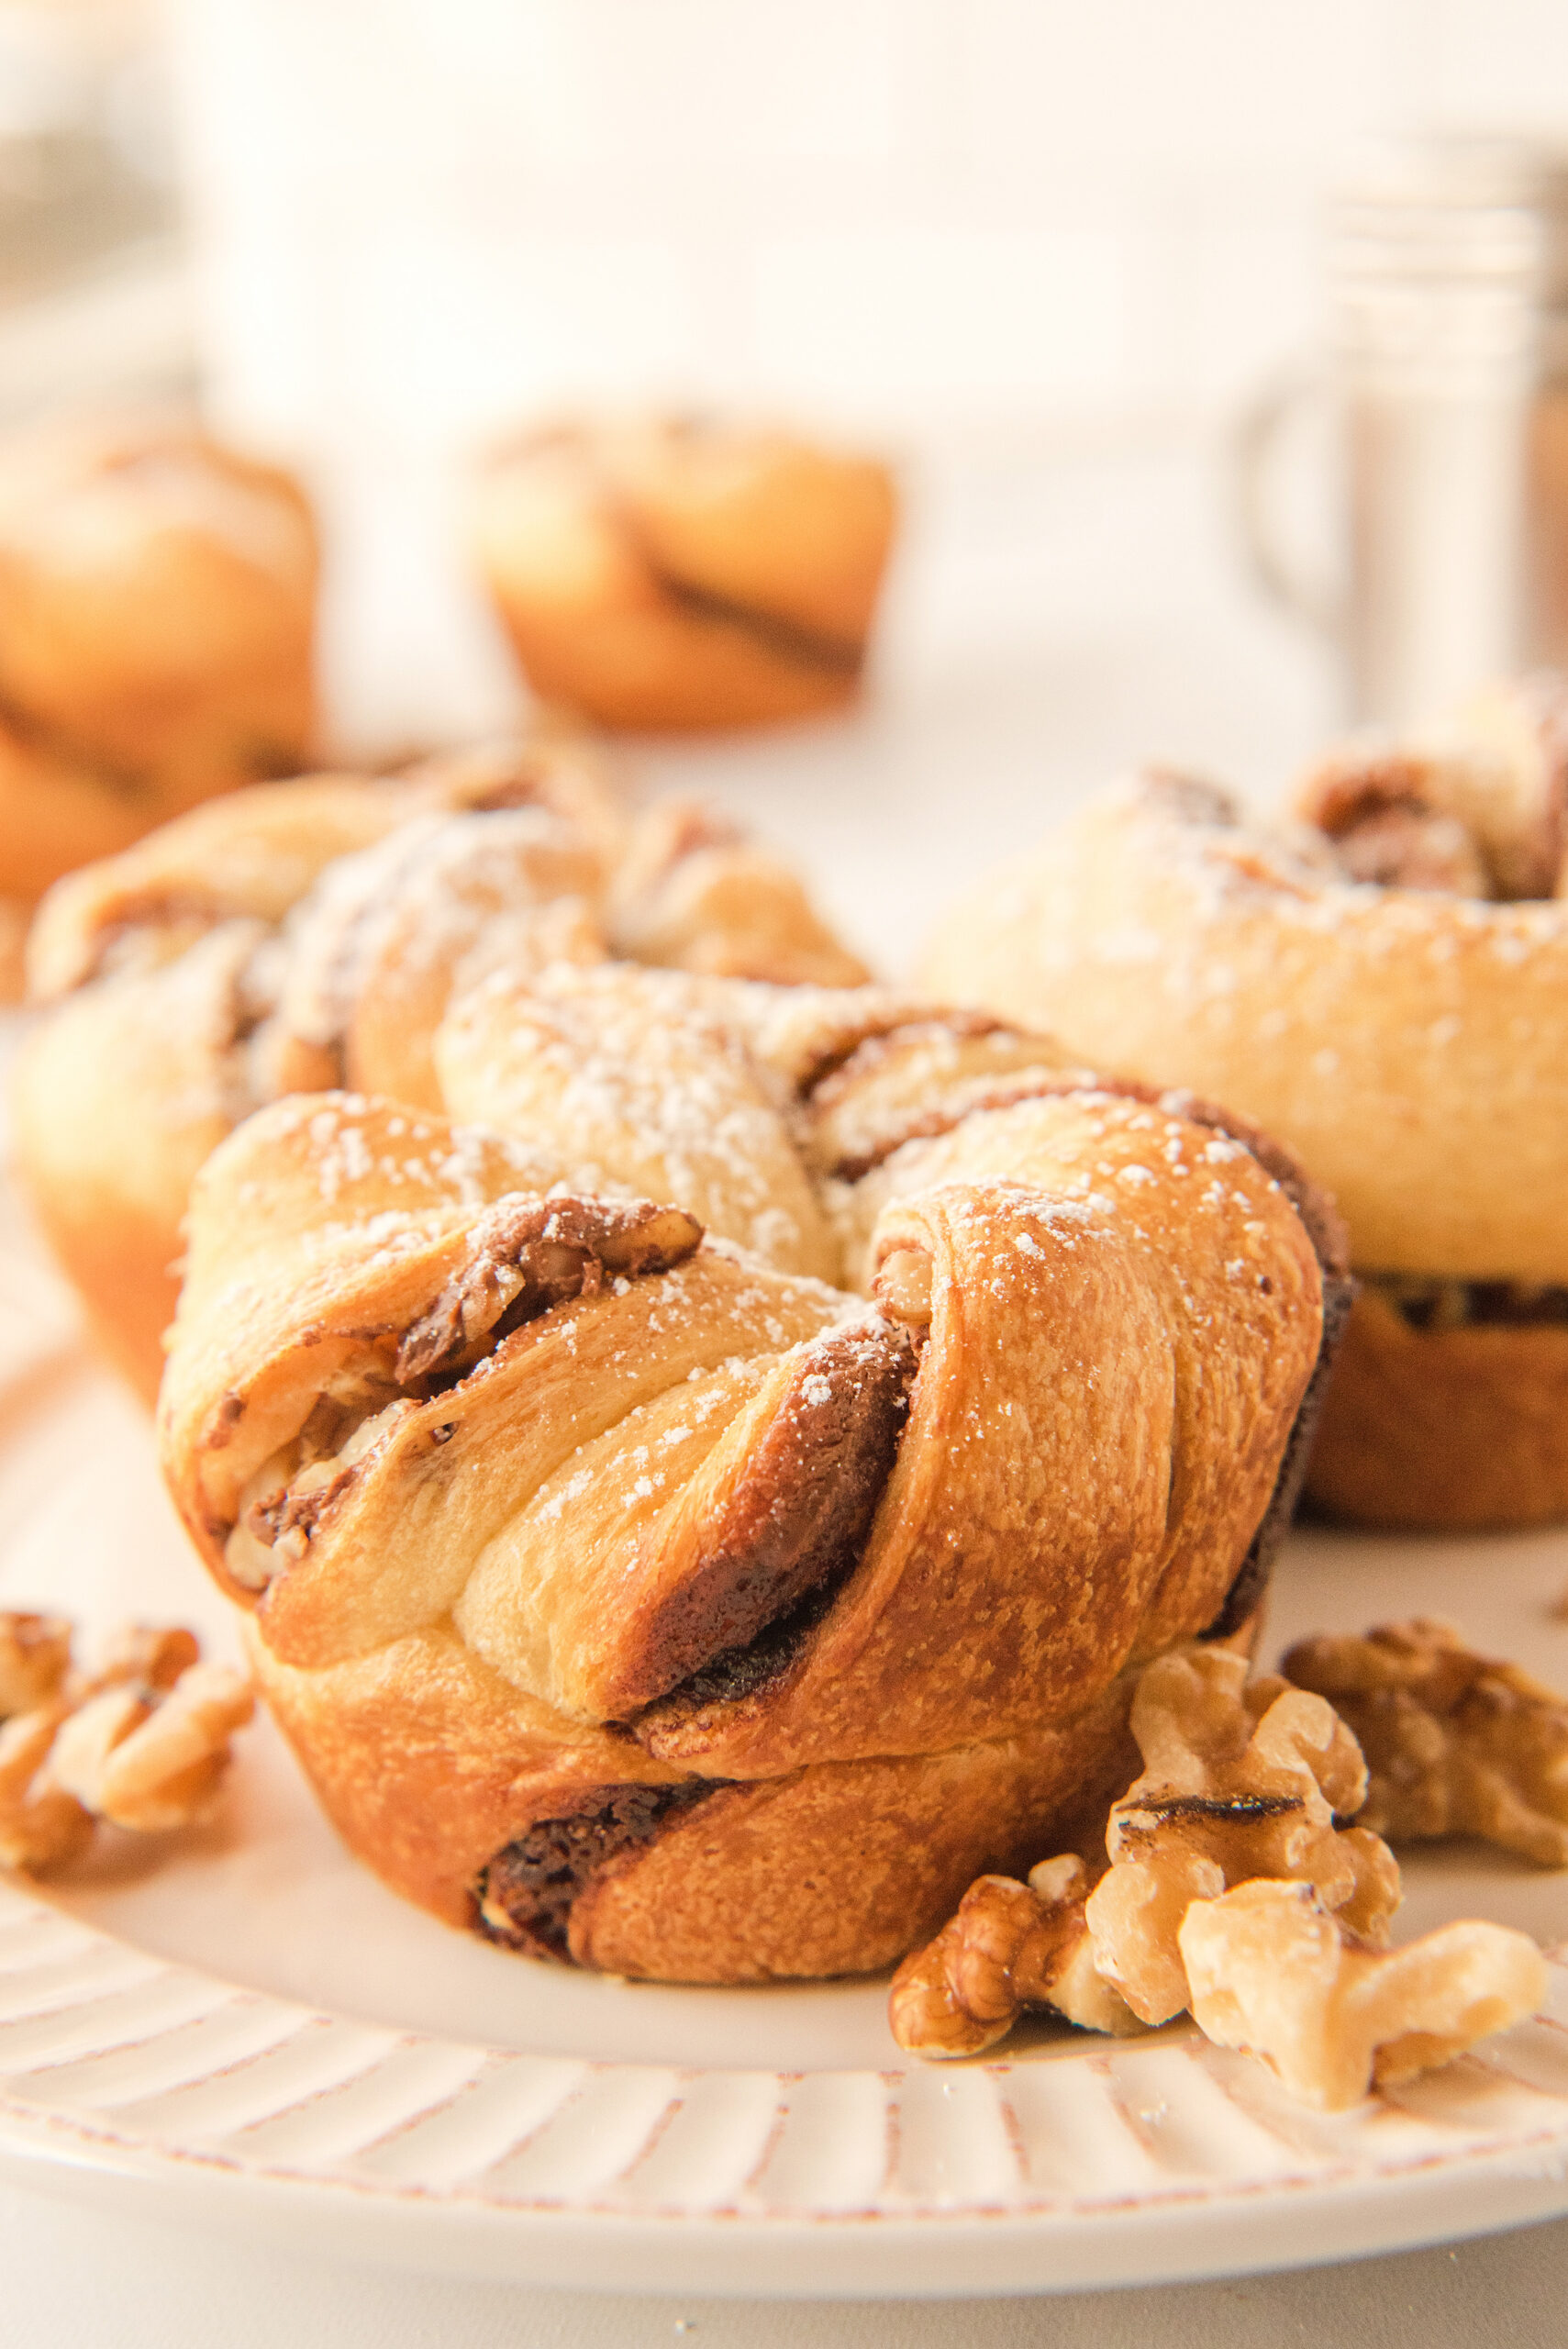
xmin=11 ymin=741 xmax=866 ymax=1398
xmin=924 ymin=686 xmax=1568 ymax=1532
xmin=156 ymin=977 xmax=1344 ymax=1983
xmin=473 ymin=417 xmax=896 ymax=731
xmin=0 ymin=418 xmax=318 ymax=907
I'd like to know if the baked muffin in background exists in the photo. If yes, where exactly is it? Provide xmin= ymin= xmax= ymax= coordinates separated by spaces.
xmin=472 ymin=416 xmax=897 ymax=733
xmin=923 ymin=677 xmax=1568 ymax=1533
xmin=0 ymin=417 xmax=319 ymax=947
xmin=10 ymin=732 xmax=869 ymax=1400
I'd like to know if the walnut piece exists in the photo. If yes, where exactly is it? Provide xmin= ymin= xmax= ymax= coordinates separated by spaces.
xmin=0 ymin=1611 xmax=72 ymax=1719
xmin=1295 ymin=748 xmax=1493 ymax=896
xmin=0 ymin=1704 xmax=93 ymax=1870
xmin=50 ymin=1661 xmax=254 ymax=1832
xmin=891 ymin=1639 xmax=1550 ymax=2105
xmin=1180 ymin=1876 xmax=1547 ymax=2110
xmin=1084 ymin=1645 xmax=1400 ymax=2023
xmin=888 ymin=1855 xmax=1141 ymax=2058
xmin=0 ymin=1615 xmax=253 ymax=1870
xmin=1283 ymin=1619 xmax=1568 ymax=1866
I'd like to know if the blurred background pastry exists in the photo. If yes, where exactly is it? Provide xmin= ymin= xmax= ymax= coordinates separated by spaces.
xmin=472 ymin=417 xmax=897 ymax=733
xmin=923 ymin=679 xmax=1568 ymax=1533
xmin=11 ymin=734 xmax=866 ymax=1398
xmin=0 ymin=416 xmax=318 ymax=924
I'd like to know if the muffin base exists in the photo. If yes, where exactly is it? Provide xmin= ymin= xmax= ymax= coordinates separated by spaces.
xmin=1305 ymin=1285 xmax=1568 ymax=1531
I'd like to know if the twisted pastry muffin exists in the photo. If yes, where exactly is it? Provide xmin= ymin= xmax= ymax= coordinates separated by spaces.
xmin=0 ymin=418 xmax=318 ymax=910
xmin=12 ymin=739 xmax=864 ymax=1398
xmin=158 ymin=974 xmax=1344 ymax=1981
xmin=473 ymin=418 xmax=896 ymax=731
xmin=924 ymin=683 xmax=1568 ymax=1529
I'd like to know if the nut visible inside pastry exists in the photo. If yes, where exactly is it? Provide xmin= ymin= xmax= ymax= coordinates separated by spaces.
xmin=222 ymin=1194 xmax=705 ymax=1597
xmin=395 ymin=1195 xmax=705 ymax=1385
xmin=873 ymin=1245 xmax=933 ymax=1329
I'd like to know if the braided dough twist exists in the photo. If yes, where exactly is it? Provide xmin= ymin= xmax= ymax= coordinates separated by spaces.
xmin=160 ymin=973 xmax=1340 ymax=1982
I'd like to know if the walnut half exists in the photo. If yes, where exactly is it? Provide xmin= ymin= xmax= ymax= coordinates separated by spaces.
xmin=1181 ymin=1877 xmax=1546 ymax=2110
xmin=0 ymin=1611 xmax=253 ymax=1870
xmin=890 ymin=1634 xmax=1550 ymax=2108
xmin=888 ymin=1855 xmax=1141 ymax=2059
xmin=1084 ymin=1645 xmax=1400 ymax=2024
xmin=1283 ymin=1619 xmax=1568 ymax=1867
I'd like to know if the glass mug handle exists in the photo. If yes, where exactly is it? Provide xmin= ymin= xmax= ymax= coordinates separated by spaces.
xmin=1232 ymin=359 xmax=1346 ymax=644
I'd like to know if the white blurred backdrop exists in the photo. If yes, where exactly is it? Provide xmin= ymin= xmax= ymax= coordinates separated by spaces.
xmin=14 ymin=0 xmax=1568 ymax=962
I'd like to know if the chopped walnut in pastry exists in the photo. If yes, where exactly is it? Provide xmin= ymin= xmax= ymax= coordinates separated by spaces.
xmin=1180 ymin=1876 xmax=1547 ymax=2110
xmin=1295 ymin=748 xmax=1494 ymax=896
xmin=1283 ymin=1618 xmax=1568 ymax=1866
xmin=1083 ymin=1644 xmax=1400 ymax=2023
xmin=0 ymin=1612 xmax=252 ymax=1869
xmin=888 ymin=1856 xmax=1141 ymax=2058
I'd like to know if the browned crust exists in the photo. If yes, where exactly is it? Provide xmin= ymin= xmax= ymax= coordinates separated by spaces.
xmin=817 ymin=1057 xmax=1352 ymax=1282
xmin=1304 ymin=1285 xmax=1568 ymax=1531
xmin=564 ymin=1684 xmax=1141 ymax=1982
xmin=253 ymin=1618 xmax=1138 ymax=1982
xmin=1205 ymin=1266 xmax=1356 ymax=1635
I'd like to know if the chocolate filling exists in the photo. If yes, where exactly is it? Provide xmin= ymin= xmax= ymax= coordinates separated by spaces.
xmin=222 ymin=1195 xmax=703 ymax=1582
xmin=632 ymin=1557 xmax=847 ymax=1731
xmin=600 ymin=1312 xmax=918 ymax=1716
xmin=635 ymin=553 xmax=865 ymax=677
xmin=473 ymin=1779 xmax=722 ymax=1961
xmin=1378 ymin=1276 xmax=1568 ymax=1333
xmin=800 ymin=1009 xmax=1012 ymax=1128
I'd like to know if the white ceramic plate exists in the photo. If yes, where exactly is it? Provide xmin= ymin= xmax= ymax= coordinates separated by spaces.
xmin=6 ymin=1257 xmax=1568 ymax=2298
